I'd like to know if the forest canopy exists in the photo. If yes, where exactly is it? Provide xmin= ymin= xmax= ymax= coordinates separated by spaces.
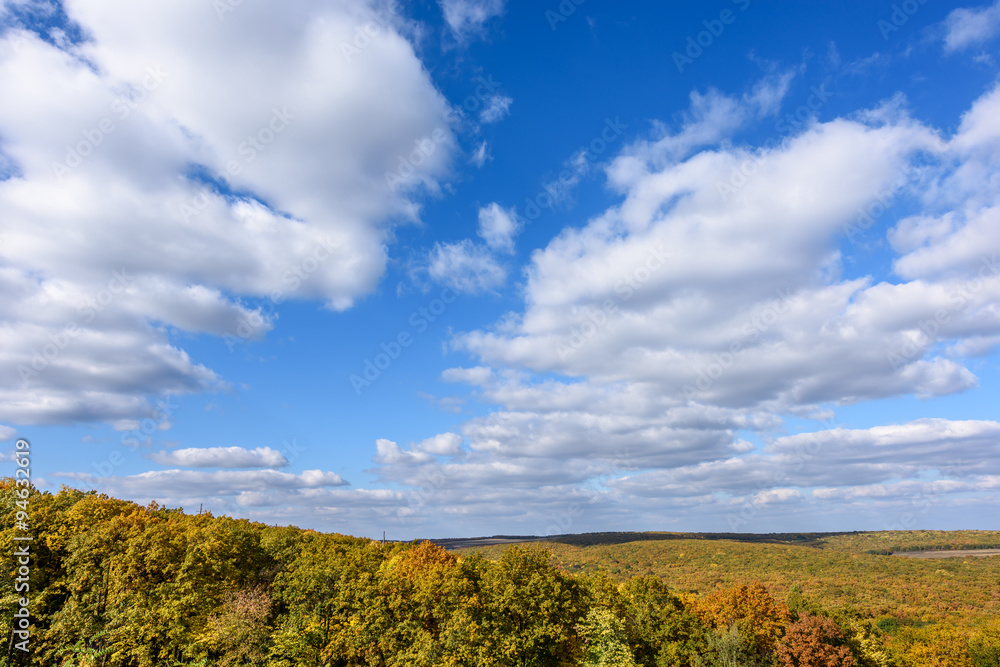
xmin=2 ymin=480 xmax=998 ymax=667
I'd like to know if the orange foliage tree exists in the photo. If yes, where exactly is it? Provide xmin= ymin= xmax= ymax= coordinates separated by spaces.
xmin=776 ymin=614 xmax=856 ymax=667
xmin=696 ymin=581 xmax=791 ymax=654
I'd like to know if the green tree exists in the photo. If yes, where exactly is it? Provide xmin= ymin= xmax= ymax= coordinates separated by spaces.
xmin=619 ymin=575 xmax=707 ymax=666
xmin=889 ymin=624 xmax=972 ymax=667
xmin=472 ymin=546 xmax=586 ymax=666
xmin=578 ymin=607 xmax=638 ymax=667
xmin=702 ymin=623 xmax=761 ymax=667
xmin=969 ymin=618 xmax=1000 ymax=667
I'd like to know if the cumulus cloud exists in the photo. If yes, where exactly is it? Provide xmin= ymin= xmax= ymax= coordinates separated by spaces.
xmin=61 ymin=418 xmax=1000 ymax=536
xmin=149 ymin=446 xmax=289 ymax=468
xmin=17 ymin=20 xmax=1000 ymax=537
xmin=438 ymin=0 xmax=505 ymax=40
xmin=49 ymin=80 xmax=1000 ymax=538
xmin=943 ymin=0 xmax=1000 ymax=52
xmin=419 ymin=202 xmax=520 ymax=294
xmin=477 ymin=202 xmax=521 ymax=253
xmin=373 ymin=433 xmax=463 ymax=465
xmin=373 ymin=438 xmax=434 ymax=466
xmin=451 ymin=87 xmax=1000 ymax=420
xmin=367 ymin=83 xmax=1000 ymax=536
xmin=427 ymin=239 xmax=507 ymax=294
xmin=417 ymin=432 xmax=464 ymax=455
xmin=0 ymin=0 xmax=455 ymax=427
xmin=893 ymin=85 xmax=1000 ymax=280
xmin=252 ymin=417 xmax=994 ymax=536
xmin=0 ymin=425 xmax=16 ymax=441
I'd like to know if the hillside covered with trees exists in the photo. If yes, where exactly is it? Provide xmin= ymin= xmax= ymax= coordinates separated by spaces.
xmin=2 ymin=480 xmax=999 ymax=666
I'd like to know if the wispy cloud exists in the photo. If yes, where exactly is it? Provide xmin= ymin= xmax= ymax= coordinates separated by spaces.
xmin=944 ymin=0 xmax=1000 ymax=52
xmin=438 ymin=0 xmax=506 ymax=40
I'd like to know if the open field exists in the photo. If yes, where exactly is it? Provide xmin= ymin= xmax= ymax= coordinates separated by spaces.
xmin=894 ymin=549 xmax=1000 ymax=559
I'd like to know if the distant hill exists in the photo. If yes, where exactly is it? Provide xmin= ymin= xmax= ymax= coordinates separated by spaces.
xmin=456 ymin=529 xmax=1000 ymax=626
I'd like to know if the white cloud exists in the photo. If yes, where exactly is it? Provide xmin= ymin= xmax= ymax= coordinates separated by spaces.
xmin=56 ymin=468 xmax=348 ymax=499
xmin=477 ymin=202 xmax=521 ymax=253
xmin=417 ymin=432 xmax=464 ymax=456
xmin=943 ymin=0 xmax=1000 ymax=52
xmin=0 ymin=425 xmax=16 ymax=441
xmin=427 ymin=239 xmax=507 ymax=294
xmin=418 ymin=202 xmax=520 ymax=295
xmin=15 ymin=22 xmax=1000 ymax=538
xmin=452 ymin=92 xmax=992 ymax=419
xmin=373 ymin=438 xmax=434 ymax=466
xmin=752 ymin=488 xmax=802 ymax=505
xmin=355 ymin=83 xmax=1000 ymax=536
xmin=891 ymin=85 xmax=1000 ymax=280
xmin=149 ymin=446 xmax=289 ymax=468
xmin=344 ymin=82 xmax=1000 ymax=537
xmin=57 ymin=416 xmax=1000 ymax=535
xmin=373 ymin=433 xmax=463 ymax=466
xmin=440 ymin=365 xmax=493 ymax=385
xmin=469 ymin=140 xmax=491 ymax=167
xmin=0 ymin=1 xmax=455 ymax=426
xmin=438 ymin=0 xmax=505 ymax=40
xmin=609 ymin=78 xmax=792 ymax=178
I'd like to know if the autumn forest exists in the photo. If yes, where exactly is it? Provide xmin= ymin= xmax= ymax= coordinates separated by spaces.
xmin=2 ymin=480 xmax=999 ymax=666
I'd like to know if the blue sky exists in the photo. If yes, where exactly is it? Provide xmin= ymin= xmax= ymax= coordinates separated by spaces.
xmin=2 ymin=0 xmax=1000 ymax=539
